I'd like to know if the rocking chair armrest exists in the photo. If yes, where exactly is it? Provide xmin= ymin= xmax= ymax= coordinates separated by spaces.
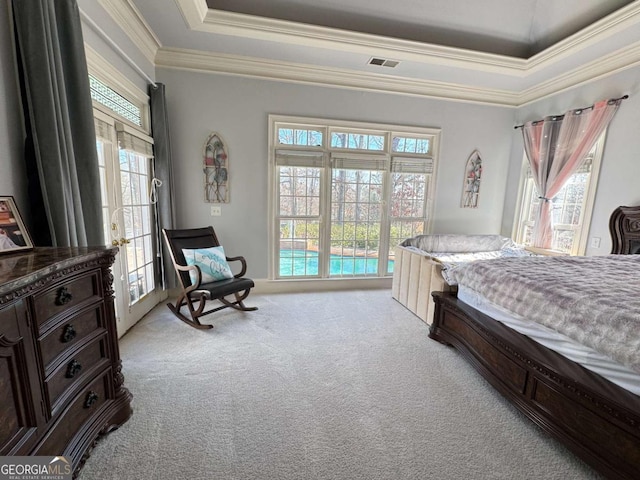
xmin=174 ymin=263 xmax=202 ymax=291
xmin=226 ymin=255 xmax=247 ymax=278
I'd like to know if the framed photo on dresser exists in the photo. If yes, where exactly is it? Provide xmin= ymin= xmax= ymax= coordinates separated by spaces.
xmin=0 ymin=196 xmax=33 ymax=254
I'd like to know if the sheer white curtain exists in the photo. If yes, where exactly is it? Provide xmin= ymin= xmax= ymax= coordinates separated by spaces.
xmin=521 ymin=98 xmax=622 ymax=249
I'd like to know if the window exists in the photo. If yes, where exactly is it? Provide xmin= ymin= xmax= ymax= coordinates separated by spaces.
xmin=513 ymin=136 xmax=605 ymax=255
xmin=392 ymin=135 xmax=431 ymax=154
xmin=331 ymin=131 xmax=385 ymax=151
xmin=89 ymin=75 xmax=143 ymax=128
xmin=270 ymin=116 xmax=439 ymax=279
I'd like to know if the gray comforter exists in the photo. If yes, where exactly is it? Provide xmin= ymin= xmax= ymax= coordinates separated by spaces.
xmin=448 ymin=254 xmax=640 ymax=373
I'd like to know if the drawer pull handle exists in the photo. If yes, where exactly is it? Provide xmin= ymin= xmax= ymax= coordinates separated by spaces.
xmin=61 ymin=324 xmax=76 ymax=343
xmin=84 ymin=391 xmax=99 ymax=408
xmin=55 ymin=287 xmax=73 ymax=306
xmin=65 ymin=360 xmax=82 ymax=379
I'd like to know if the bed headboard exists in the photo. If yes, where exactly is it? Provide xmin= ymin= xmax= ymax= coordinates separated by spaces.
xmin=609 ymin=205 xmax=640 ymax=254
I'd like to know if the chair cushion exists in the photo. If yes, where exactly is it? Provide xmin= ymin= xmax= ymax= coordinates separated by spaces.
xmin=181 ymin=246 xmax=234 ymax=284
xmin=196 ymin=277 xmax=255 ymax=298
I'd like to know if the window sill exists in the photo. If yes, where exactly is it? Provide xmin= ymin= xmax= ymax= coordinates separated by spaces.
xmin=524 ymin=246 xmax=570 ymax=256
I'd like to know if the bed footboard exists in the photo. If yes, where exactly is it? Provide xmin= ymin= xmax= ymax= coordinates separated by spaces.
xmin=430 ymin=291 xmax=640 ymax=480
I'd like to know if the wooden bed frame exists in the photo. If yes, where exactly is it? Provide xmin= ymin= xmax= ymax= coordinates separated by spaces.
xmin=429 ymin=291 xmax=640 ymax=479
xmin=416 ymin=207 xmax=640 ymax=478
xmin=610 ymin=205 xmax=640 ymax=254
xmin=427 ymin=206 xmax=640 ymax=478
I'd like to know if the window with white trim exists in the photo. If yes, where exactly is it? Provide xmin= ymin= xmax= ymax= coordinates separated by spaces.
xmin=270 ymin=116 xmax=439 ymax=279
xmin=89 ymin=75 xmax=144 ymax=129
xmin=513 ymin=135 xmax=605 ymax=255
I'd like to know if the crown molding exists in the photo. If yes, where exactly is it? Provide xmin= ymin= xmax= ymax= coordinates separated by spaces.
xmin=156 ymin=38 xmax=640 ymax=107
xmin=519 ymin=40 xmax=640 ymax=106
xmin=94 ymin=0 xmax=640 ymax=107
xmin=174 ymin=0 xmax=526 ymax=76
xmin=99 ymin=0 xmax=161 ymax=64
xmin=175 ymin=0 xmax=208 ymax=27
xmin=155 ymin=47 xmax=520 ymax=106
xmin=174 ymin=0 xmax=640 ymax=79
xmin=526 ymin=1 xmax=640 ymax=73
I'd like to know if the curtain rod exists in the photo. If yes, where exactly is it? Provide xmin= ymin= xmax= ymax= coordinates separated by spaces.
xmin=513 ymin=95 xmax=629 ymax=129
xmin=79 ymin=9 xmax=157 ymax=88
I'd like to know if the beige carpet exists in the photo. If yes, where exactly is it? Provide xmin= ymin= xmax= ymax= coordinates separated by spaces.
xmin=80 ymin=290 xmax=600 ymax=480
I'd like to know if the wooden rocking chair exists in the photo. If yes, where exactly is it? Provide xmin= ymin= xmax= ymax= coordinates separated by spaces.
xmin=162 ymin=226 xmax=257 ymax=329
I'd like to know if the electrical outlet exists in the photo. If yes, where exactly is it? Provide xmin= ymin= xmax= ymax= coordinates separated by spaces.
xmin=211 ymin=206 xmax=221 ymax=216
xmin=590 ymin=237 xmax=600 ymax=248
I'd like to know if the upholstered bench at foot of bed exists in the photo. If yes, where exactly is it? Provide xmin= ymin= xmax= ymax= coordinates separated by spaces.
xmin=392 ymin=234 xmax=541 ymax=325
xmin=391 ymin=245 xmax=454 ymax=324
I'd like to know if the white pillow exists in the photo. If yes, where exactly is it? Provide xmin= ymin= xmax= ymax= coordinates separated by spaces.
xmin=401 ymin=234 xmax=515 ymax=253
xmin=181 ymin=246 xmax=234 ymax=284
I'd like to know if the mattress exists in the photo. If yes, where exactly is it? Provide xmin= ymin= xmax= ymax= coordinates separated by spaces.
xmin=458 ymin=285 xmax=640 ymax=396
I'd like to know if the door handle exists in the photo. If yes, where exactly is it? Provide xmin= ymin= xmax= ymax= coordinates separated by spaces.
xmin=112 ymin=238 xmax=130 ymax=246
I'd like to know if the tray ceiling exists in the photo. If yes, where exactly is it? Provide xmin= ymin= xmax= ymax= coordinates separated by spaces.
xmin=205 ymin=0 xmax=633 ymax=58
xmin=112 ymin=0 xmax=640 ymax=105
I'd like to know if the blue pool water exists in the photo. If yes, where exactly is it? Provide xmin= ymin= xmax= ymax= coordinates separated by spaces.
xmin=279 ymin=249 xmax=394 ymax=276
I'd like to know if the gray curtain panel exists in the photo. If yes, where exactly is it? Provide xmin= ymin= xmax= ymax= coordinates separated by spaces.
xmin=149 ymin=83 xmax=177 ymax=289
xmin=13 ymin=0 xmax=103 ymax=247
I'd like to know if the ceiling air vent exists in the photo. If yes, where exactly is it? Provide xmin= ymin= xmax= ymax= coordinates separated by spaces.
xmin=368 ymin=57 xmax=400 ymax=68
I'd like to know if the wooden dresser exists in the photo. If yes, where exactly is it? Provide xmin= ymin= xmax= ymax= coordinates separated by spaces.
xmin=0 ymin=247 xmax=132 ymax=475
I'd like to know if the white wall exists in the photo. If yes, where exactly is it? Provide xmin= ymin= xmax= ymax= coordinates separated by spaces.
xmin=0 ymin=3 xmax=27 ymax=216
xmin=157 ymin=69 xmax=516 ymax=279
xmin=78 ymin=0 xmax=155 ymax=93
xmin=503 ymin=65 xmax=640 ymax=255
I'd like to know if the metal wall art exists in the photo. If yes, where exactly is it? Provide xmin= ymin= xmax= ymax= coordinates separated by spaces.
xmin=461 ymin=150 xmax=482 ymax=208
xmin=203 ymin=132 xmax=229 ymax=203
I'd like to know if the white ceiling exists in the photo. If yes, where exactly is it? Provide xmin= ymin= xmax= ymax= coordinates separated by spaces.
xmin=120 ymin=0 xmax=640 ymax=105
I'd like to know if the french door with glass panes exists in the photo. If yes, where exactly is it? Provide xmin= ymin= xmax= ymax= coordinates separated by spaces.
xmin=95 ymin=110 xmax=160 ymax=337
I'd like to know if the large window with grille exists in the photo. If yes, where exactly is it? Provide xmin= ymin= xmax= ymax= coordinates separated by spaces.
xmin=513 ymin=135 xmax=605 ymax=255
xmin=270 ymin=116 xmax=439 ymax=279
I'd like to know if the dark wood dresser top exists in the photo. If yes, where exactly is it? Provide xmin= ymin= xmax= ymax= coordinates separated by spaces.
xmin=0 ymin=246 xmax=118 ymax=298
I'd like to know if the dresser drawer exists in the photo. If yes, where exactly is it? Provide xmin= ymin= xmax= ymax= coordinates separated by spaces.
xmin=38 ymin=305 xmax=105 ymax=368
xmin=35 ymin=371 xmax=110 ymax=456
xmin=33 ymin=271 xmax=102 ymax=329
xmin=45 ymin=335 xmax=110 ymax=414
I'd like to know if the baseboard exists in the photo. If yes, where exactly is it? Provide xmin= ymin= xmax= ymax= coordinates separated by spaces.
xmin=253 ymin=277 xmax=392 ymax=294
xmin=165 ymin=277 xmax=392 ymax=299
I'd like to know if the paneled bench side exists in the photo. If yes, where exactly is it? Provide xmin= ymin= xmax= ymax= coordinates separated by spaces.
xmin=391 ymin=245 xmax=454 ymax=325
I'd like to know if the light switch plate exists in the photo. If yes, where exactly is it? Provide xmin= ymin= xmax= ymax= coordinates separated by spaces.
xmin=211 ymin=206 xmax=221 ymax=216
